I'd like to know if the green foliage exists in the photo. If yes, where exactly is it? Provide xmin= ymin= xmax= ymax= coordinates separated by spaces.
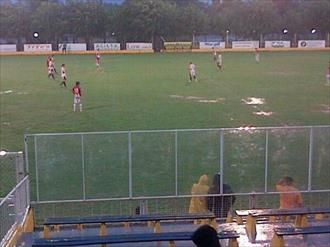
xmin=0 ymin=0 xmax=329 ymax=43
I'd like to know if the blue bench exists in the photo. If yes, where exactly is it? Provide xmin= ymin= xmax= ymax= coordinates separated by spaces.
xmin=33 ymin=230 xmax=240 ymax=247
xmin=235 ymin=207 xmax=330 ymax=242
xmin=271 ymin=225 xmax=330 ymax=247
xmin=43 ymin=212 xmax=217 ymax=237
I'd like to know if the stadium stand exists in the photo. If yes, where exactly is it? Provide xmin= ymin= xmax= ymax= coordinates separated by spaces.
xmin=43 ymin=212 xmax=217 ymax=238
xmin=271 ymin=225 xmax=330 ymax=247
xmin=33 ymin=230 xmax=240 ymax=247
xmin=235 ymin=207 xmax=330 ymax=242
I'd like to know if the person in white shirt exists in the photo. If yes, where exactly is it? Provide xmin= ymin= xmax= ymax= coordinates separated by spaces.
xmin=60 ymin=64 xmax=67 ymax=87
xmin=188 ymin=62 xmax=197 ymax=82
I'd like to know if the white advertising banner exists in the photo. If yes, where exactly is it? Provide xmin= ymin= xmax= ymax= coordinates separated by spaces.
xmin=265 ymin=41 xmax=291 ymax=48
xmin=94 ymin=43 xmax=120 ymax=51
xmin=232 ymin=41 xmax=259 ymax=49
xmin=126 ymin=43 xmax=152 ymax=50
xmin=24 ymin=44 xmax=52 ymax=52
xmin=298 ymin=40 xmax=325 ymax=48
xmin=58 ymin=43 xmax=87 ymax=51
xmin=0 ymin=44 xmax=17 ymax=52
xmin=199 ymin=41 xmax=225 ymax=49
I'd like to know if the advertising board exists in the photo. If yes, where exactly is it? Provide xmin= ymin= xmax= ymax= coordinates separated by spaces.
xmin=199 ymin=41 xmax=225 ymax=49
xmin=0 ymin=44 xmax=17 ymax=52
xmin=298 ymin=40 xmax=325 ymax=48
xmin=58 ymin=43 xmax=87 ymax=51
xmin=265 ymin=41 xmax=291 ymax=48
xmin=164 ymin=42 xmax=192 ymax=51
xmin=126 ymin=43 xmax=152 ymax=50
xmin=94 ymin=43 xmax=120 ymax=51
xmin=232 ymin=41 xmax=259 ymax=49
xmin=24 ymin=44 xmax=52 ymax=52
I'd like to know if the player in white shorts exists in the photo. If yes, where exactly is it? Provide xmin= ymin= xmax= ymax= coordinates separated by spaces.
xmin=96 ymin=49 xmax=101 ymax=71
xmin=212 ymin=47 xmax=217 ymax=62
xmin=60 ymin=64 xmax=67 ymax=87
xmin=72 ymin=81 xmax=82 ymax=112
xmin=216 ymin=53 xmax=223 ymax=70
xmin=255 ymin=48 xmax=260 ymax=63
xmin=47 ymin=60 xmax=55 ymax=80
xmin=189 ymin=62 xmax=197 ymax=82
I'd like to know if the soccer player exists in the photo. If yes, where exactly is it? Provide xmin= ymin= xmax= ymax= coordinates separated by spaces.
xmin=96 ymin=49 xmax=101 ymax=71
xmin=212 ymin=47 xmax=217 ymax=62
xmin=255 ymin=48 xmax=260 ymax=63
xmin=216 ymin=52 xmax=223 ymax=70
xmin=188 ymin=62 xmax=197 ymax=82
xmin=46 ymin=55 xmax=51 ymax=68
xmin=60 ymin=64 xmax=67 ymax=87
xmin=51 ymin=55 xmax=58 ymax=74
xmin=62 ymin=43 xmax=67 ymax=54
xmin=326 ymin=62 xmax=330 ymax=86
xmin=72 ymin=81 xmax=82 ymax=112
xmin=47 ymin=60 xmax=55 ymax=80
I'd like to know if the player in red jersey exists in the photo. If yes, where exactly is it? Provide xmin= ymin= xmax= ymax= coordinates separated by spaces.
xmin=96 ymin=49 xmax=101 ymax=71
xmin=72 ymin=81 xmax=82 ymax=112
xmin=46 ymin=55 xmax=51 ymax=68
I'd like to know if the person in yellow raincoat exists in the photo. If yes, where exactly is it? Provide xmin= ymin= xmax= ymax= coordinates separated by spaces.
xmin=189 ymin=175 xmax=209 ymax=216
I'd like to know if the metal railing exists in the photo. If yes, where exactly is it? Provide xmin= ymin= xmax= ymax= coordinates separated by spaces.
xmin=24 ymin=125 xmax=330 ymax=203
xmin=0 ymin=176 xmax=30 ymax=246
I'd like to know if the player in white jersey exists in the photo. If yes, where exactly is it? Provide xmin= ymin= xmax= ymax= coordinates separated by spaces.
xmin=60 ymin=64 xmax=67 ymax=87
xmin=216 ymin=53 xmax=223 ymax=70
xmin=96 ymin=49 xmax=101 ymax=71
xmin=212 ymin=47 xmax=217 ymax=62
xmin=47 ymin=60 xmax=55 ymax=80
xmin=188 ymin=62 xmax=197 ymax=82
xmin=255 ymin=48 xmax=260 ymax=63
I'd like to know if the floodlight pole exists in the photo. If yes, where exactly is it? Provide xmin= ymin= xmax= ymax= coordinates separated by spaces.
xmin=294 ymin=33 xmax=297 ymax=47
xmin=226 ymin=30 xmax=229 ymax=48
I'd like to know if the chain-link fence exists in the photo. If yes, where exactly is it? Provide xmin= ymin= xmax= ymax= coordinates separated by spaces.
xmin=0 ymin=153 xmax=17 ymax=198
xmin=0 ymin=175 xmax=29 ymax=246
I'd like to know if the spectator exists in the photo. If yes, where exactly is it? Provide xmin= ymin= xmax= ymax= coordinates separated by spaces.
xmin=192 ymin=224 xmax=221 ymax=247
xmin=276 ymin=176 xmax=303 ymax=209
xmin=207 ymin=173 xmax=236 ymax=218
xmin=189 ymin=174 xmax=209 ymax=214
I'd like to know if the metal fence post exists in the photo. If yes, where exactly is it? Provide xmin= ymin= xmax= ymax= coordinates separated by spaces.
xmin=219 ymin=130 xmax=224 ymax=194
xmin=128 ymin=132 xmax=132 ymax=198
xmin=264 ymin=130 xmax=269 ymax=192
xmin=15 ymin=151 xmax=25 ymax=183
xmin=308 ymin=127 xmax=314 ymax=191
xmin=81 ymin=134 xmax=86 ymax=200
xmin=34 ymin=136 xmax=39 ymax=202
xmin=24 ymin=135 xmax=29 ymax=174
xmin=175 ymin=130 xmax=178 ymax=196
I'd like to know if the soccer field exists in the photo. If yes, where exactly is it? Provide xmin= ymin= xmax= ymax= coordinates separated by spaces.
xmin=1 ymin=51 xmax=329 ymax=152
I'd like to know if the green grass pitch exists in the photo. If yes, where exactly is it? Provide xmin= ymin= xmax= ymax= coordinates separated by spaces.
xmin=0 ymin=51 xmax=329 ymax=202
xmin=1 ymin=51 xmax=329 ymax=151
